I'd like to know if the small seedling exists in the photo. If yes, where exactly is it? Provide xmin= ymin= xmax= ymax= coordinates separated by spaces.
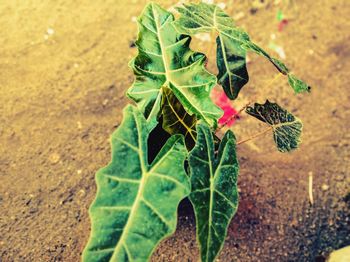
xmin=83 ymin=2 xmax=309 ymax=262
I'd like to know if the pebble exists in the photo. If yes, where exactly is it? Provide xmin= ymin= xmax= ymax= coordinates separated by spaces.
xmin=233 ymin=12 xmax=245 ymax=21
xmin=275 ymin=46 xmax=286 ymax=59
xmin=44 ymin=28 xmax=55 ymax=41
xmin=49 ymin=153 xmax=60 ymax=164
xmin=321 ymin=184 xmax=329 ymax=191
xmin=334 ymin=174 xmax=345 ymax=181
xmin=78 ymin=189 xmax=86 ymax=198
xmin=217 ymin=2 xmax=226 ymax=9
xmin=47 ymin=28 xmax=54 ymax=35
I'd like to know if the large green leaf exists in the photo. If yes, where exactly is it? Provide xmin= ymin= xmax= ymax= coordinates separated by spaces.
xmin=189 ymin=124 xmax=239 ymax=262
xmin=83 ymin=105 xmax=190 ymax=262
xmin=162 ymin=87 xmax=197 ymax=149
xmin=127 ymin=2 xmax=222 ymax=127
xmin=174 ymin=2 xmax=310 ymax=99
xmin=246 ymin=100 xmax=303 ymax=152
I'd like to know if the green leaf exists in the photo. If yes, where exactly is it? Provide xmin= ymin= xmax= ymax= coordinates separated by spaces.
xmin=246 ymin=100 xmax=303 ymax=152
xmin=162 ymin=87 xmax=197 ymax=149
xmin=127 ymin=2 xmax=222 ymax=127
xmin=288 ymin=74 xmax=311 ymax=93
xmin=189 ymin=124 xmax=239 ymax=262
xmin=174 ymin=2 xmax=309 ymax=99
xmin=83 ymin=105 xmax=190 ymax=262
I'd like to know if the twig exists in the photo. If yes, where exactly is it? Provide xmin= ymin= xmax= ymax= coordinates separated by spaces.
xmin=308 ymin=171 xmax=314 ymax=205
xmin=217 ymin=101 xmax=251 ymax=131
xmin=237 ymin=126 xmax=272 ymax=145
xmin=264 ymin=72 xmax=284 ymax=90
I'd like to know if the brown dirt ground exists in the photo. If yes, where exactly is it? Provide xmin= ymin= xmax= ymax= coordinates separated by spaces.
xmin=1 ymin=0 xmax=349 ymax=261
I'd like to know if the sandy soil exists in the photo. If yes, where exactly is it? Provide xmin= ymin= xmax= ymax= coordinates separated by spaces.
xmin=1 ymin=0 xmax=349 ymax=261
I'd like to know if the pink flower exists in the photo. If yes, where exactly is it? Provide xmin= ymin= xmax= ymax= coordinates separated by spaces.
xmin=211 ymin=90 xmax=238 ymax=127
xmin=218 ymin=105 xmax=238 ymax=126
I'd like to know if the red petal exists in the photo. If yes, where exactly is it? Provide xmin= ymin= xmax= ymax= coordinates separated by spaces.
xmin=218 ymin=105 xmax=238 ymax=126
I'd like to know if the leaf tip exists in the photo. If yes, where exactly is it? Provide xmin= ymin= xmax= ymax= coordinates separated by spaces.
xmin=288 ymin=74 xmax=311 ymax=94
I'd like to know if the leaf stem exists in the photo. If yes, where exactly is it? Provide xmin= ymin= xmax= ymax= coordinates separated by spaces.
xmin=237 ymin=126 xmax=272 ymax=145
xmin=264 ymin=72 xmax=283 ymax=90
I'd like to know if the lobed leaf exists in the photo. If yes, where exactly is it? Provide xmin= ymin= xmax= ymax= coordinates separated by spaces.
xmin=189 ymin=124 xmax=239 ymax=262
xmin=162 ymin=87 xmax=197 ymax=149
xmin=127 ymin=2 xmax=222 ymax=128
xmin=174 ymin=2 xmax=310 ymax=99
xmin=83 ymin=105 xmax=190 ymax=262
xmin=246 ymin=100 xmax=303 ymax=152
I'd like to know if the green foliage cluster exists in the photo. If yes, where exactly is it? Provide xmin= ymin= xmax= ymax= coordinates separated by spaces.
xmin=83 ymin=2 xmax=309 ymax=261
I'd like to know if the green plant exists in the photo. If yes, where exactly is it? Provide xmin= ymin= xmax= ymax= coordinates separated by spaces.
xmin=83 ymin=2 xmax=309 ymax=261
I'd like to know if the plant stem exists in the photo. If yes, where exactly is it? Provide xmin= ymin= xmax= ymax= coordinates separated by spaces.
xmin=237 ymin=126 xmax=272 ymax=145
xmin=264 ymin=72 xmax=283 ymax=90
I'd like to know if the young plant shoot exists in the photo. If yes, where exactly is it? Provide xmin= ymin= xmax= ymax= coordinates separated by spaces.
xmin=83 ymin=2 xmax=310 ymax=262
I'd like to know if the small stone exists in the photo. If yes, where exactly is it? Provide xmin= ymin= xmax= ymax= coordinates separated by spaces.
xmin=29 ymin=207 xmax=38 ymax=214
xmin=47 ymin=28 xmax=54 ymax=35
xmin=217 ymin=2 xmax=226 ymax=9
xmin=334 ymin=174 xmax=345 ymax=181
xmin=102 ymin=99 xmax=109 ymax=106
xmin=321 ymin=184 xmax=329 ymax=191
xmin=77 ymin=121 xmax=82 ymax=129
xmin=78 ymin=189 xmax=86 ymax=198
xmin=77 ymin=170 xmax=82 ymax=175
xmin=233 ymin=11 xmax=245 ymax=21
xmin=49 ymin=153 xmax=60 ymax=164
